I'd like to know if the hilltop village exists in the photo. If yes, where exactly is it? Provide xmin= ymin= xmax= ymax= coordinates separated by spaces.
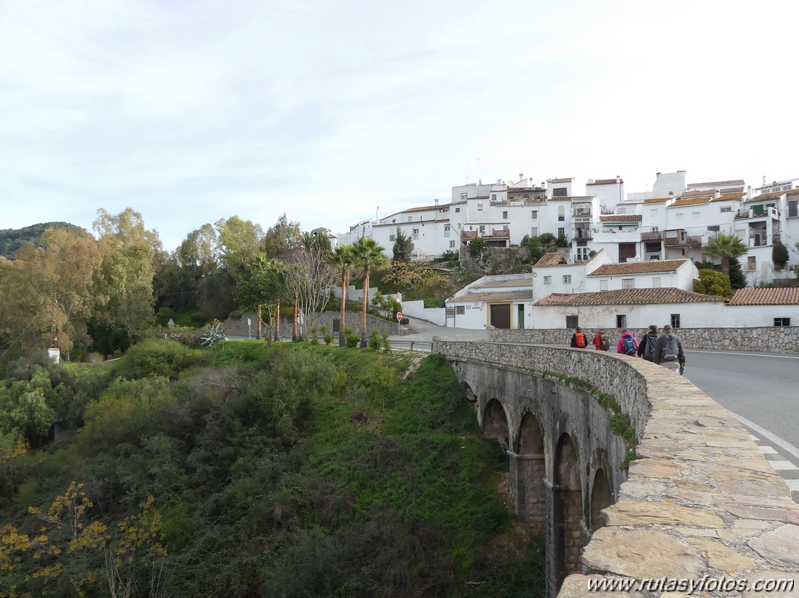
xmin=331 ymin=170 xmax=799 ymax=331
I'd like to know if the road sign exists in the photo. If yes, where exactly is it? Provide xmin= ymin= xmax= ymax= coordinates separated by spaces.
xmin=396 ymin=312 xmax=403 ymax=322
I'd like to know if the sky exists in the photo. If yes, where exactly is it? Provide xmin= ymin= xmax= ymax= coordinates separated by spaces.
xmin=1 ymin=0 xmax=797 ymax=251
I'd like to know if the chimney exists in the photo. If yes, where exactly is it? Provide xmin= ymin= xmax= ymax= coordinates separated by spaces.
xmin=763 ymin=175 xmax=767 ymax=186
xmin=519 ymin=173 xmax=524 ymax=182
xmin=434 ymin=198 xmax=439 ymax=206
xmin=616 ymin=175 xmax=621 ymax=184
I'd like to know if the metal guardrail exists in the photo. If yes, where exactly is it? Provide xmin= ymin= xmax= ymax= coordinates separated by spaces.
xmin=390 ymin=339 xmax=433 ymax=352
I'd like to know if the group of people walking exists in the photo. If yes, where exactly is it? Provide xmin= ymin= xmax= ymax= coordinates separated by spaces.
xmin=570 ymin=325 xmax=685 ymax=374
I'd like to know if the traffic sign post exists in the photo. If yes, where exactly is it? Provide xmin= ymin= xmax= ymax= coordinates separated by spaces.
xmin=396 ymin=311 xmax=402 ymax=335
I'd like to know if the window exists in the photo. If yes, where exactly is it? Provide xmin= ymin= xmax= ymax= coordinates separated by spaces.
xmin=389 ymin=234 xmax=396 ymax=241
xmin=532 ymin=210 xmax=538 ymax=219
xmin=600 ymin=279 xmax=608 ymax=291
xmin=789 ymin=201 xmax=798 ymax=217
xmin=531 ymin=227 xmax=538 ymax=237
xmin=460 ymin=193 xmax=467 ymax=200
xmin=407 ymin=216 xmax=412 ymax=222
xmin=617 ymin=207 xmax=627 ymax=215
xmin=720 ymin=206 xmax=732 ymax=213
xmin=563 ymin=275 xmax=571 ymax=284
xmin=671 ymin=314 xmax=681 ymax=329
xmin=456 ymin=306 xmax=465 ymax=315
xmin=558 ymin=206 xmax=565 ymax=221
xmin=652 ymin=276 xmax=661 ymax=288
xmin=651 ymin=226 xmax=658 ymax=232
xmin=543 ymin=276 xmax=552 ymax=285
xmin=449 ymin=240 xmax=455 ymax=248
xmin=616 ymin=315 xmax=627 ymax=329
xmin=775 ymin=318 xmax=791 ymax=326
xmin=477 ymin=203 xmax=483 ymax=211
xmin=492 ymin=194 xmax=497 ymax=201
xmin=748 ymin=256 xmax=756 ymax=271
xmin=618 ymin=243 xmax=636 ymax=263
xmin=554 ymin=188 xmax=568 ymax=197
xmin=622 ymin=278 xmax=634 ymax=289
xmin=692 ymin=212 xmax=700 ymax=219
xmin=566 ymin=315 xmax=579 ymax=328
xmin=676 ymin=213 xmax=684 ymax=220
xmin=502 ymin=211 xmax=508 ymax=219
xmin=558 ymin=227 xmax=565 ymax=238
xmin=455 ymin=207 xmax=461 ymax=212
xmin=707 ymin=225 xmax=719 ymax=232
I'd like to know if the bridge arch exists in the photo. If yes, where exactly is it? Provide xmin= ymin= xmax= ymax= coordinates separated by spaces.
xmin=553 ymin=433 xmax=582 ymax=592
xmin=589 ymin=468 xmax=611 ymax=533
xmin=483 ymin=398 xmax=509 ymax=451
xmin=512 ymin=412 xmax=547 ymax=532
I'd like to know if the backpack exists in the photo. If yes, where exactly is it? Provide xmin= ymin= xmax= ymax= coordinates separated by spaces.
xmin=642 ymin=332 xmax=657 ymax=361
xmin=574 ymin=332 xmax=586 ymax=348
xmin=621 ymin=335 xmax=636 ymax=355
xmin=661 ymin=334 xmax=678 ymax=361
xmin=600 ymin=334 xmax=609 ymax=351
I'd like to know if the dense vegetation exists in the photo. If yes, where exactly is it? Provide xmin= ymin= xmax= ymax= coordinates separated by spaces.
xmin=0 ymin=341 xmax=544 ymax=597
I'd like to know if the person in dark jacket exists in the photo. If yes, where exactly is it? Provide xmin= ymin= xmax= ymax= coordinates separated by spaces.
xmin=570 ymin=327 xmax=587 ymax=348
xmin=637 ymin=325 xmax=658 ymax=361
xmin=653 ymin=324 xmax=686 ymax=374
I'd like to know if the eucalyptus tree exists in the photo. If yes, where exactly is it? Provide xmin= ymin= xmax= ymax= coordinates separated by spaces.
xmin=326 ymin=245 xmax=356 ymax=346
xmin=235 ymin=255 xmax=288 ymax=343
xmin=353 ymin=237 xmax=389 ymax=347
xmin=703 ymin=233 xmax=748 ymax=277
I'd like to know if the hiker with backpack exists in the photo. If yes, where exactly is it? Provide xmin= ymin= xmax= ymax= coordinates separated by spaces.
xmin=637 ymin=325 xmax=658 ymax=362
xmin=617 ymin=329 xmax=639 ymax=356
xmin=592 ymin=330 xmax=610 ymax=351
xmin=570 ymin=327 xmax=587 ymax=349
xmin=653 ymin=324 xmax=686 ymax=374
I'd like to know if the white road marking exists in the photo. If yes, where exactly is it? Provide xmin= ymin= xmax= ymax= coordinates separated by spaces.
xmin=729 ymin=411 xmax=799 ymax=462
xmin=749 ymin=434 xmax=760 ymax=441
xmin=769 ymin=461 xmax=799 ymax=471
xmin=759 ymin=446 xmax=778 ymax=454
xmin=685 ymin=349 xmax=799 ymax=360
xmin=786 ymin=480 xmax=799 ymax=492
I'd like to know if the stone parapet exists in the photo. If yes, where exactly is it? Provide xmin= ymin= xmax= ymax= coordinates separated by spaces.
xmin=435 ymin=340 xmax=799 ymax=598
xmin=223 ymin=311 xmax=399 ymax=338
xmin=491 ymin=326 xmax=799 ymax=354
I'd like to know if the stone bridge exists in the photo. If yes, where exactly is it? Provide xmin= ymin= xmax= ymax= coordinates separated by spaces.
xmin=434 ymin=340 xmax=799 ymax=598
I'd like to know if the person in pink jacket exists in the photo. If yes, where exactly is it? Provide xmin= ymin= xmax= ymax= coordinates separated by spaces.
xmin=617 ymin=329 xmax=639 ymax=356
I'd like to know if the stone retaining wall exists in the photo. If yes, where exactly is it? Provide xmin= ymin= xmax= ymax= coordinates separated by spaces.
xmin=491 ymin=326 xmax=799 ymax=353
xmin=434 ymin=340 xmax=799 ymax=597
xmin=223 ymin=311 xmax=400 ymax=338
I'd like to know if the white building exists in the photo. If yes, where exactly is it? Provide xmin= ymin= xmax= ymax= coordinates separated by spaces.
xmin=725 ymin=288 xmax=799 ymax=327
xmin=532 ymin=250 xmax=613 ymax=299
xmin=532 ymin=288 xmax=726 ymax=330
xmin=585 ymin=259 xmax=698 ymax=293
xmin=447 ymin=273 xmax=533 ymax=329
xmin=585 ymin=177 xmax=624 ymax=214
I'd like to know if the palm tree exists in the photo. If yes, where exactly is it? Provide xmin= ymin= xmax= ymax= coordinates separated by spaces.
xmin=326 ymin=245 xmax=356 ymax=346
xmin=352 ymin=237 xmax=389 ymax=347
xmin=703 ymin=233 xmax=748 ymax=277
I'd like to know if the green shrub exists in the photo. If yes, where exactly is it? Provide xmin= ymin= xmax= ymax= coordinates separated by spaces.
xmin=114 ymin=338 xmax=206 ymax=380
xmin=190 ymin=312 xmax=213 ymax=325
xmin=345 ymin=332 xmax=360 ymax=348
xmin=323 ymin=334 xmax=334 ymax=345
xmin=368 ymin=329 xmax=382 ymax=351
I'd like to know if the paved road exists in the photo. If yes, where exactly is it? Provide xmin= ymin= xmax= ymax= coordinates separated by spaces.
xmin=393 ymin=318 xmax=799 ymax=501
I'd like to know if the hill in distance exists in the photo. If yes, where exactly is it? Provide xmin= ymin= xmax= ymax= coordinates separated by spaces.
xmin=0 ymin=222 xmax=87 ymax=259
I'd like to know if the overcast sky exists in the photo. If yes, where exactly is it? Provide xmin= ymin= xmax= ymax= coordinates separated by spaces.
xmin=1 ymin=0 xmax=796 ymax=251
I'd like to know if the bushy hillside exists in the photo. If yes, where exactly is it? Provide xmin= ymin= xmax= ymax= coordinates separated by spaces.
xmin=0 ymin=222 xmax=87 ymax=259
xmin=0 ymin=342 xmax=544 ymax=597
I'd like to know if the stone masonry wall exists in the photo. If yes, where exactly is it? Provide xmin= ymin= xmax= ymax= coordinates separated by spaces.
xmin=491 ymin=326 xmax=799 ymax=353
xmin=223 ymin=311 xmax=399 ymax=339
xmin=435 ymin=340 xmax=799 ymax=597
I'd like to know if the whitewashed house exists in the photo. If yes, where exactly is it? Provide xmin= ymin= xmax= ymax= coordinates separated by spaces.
xmin=446 ymin=273 xmax=533 ymax=329
xmin=532 ymin=249 xmax=613 ymax=299
xmin=724 ymin=288 xmax=799 ymax=327
xmin=532 ymin=288 xmax=726 ymax=330
xmin=585 ymin=258 xmax=698 ymax=293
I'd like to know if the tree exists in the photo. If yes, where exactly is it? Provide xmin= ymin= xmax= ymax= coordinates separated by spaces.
xmin=383 ymin=262 xmax=450 ymax=301
xmin=773 ymin=240 xmax=789 ymax=270
xmin=301 ymin=230 xmax=332 ymax=254
xmin=693 ymin=269 xmax=733 ymax=299
xmin=703 ymin=233 xmax=748 ymax=277
xmin=283 ymin=248 xmax=339 ymax=340
xmin=261 ymin=213 xmax=301 ymax=261
xmin=352 ymin=238 xmax=389 ymax=347
xmin=728 ymin=256 xmax=747 ymax=289
xmin=0 ymin=228 xmax=102 ymax=358
xmin=215 ymin=216 xmax=264 ymax=280
xmin=392 ymin=227 xmax=412 ymax=263
xmin=468 ymin=237 xmax=486 ymax=258
xmin=93 ymin=209 xmax=159 ymax=346
xmin=235 ymin=255 xmax=289 ymax=344
xmin=326 ymin=245 xmax=356 ymax=347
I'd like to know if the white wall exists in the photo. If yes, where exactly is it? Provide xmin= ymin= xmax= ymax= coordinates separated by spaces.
xmin=723 ymin=305 xmax=799 ymax=327
xmin=400 ymin=300 xmax=447 ymax=326
xmin=532 ymin=301 xmax=726 ymax=330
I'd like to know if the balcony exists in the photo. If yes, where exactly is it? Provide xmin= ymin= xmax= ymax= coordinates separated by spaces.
xmin=572 ymin=208 xmax=592 ymax=219
xmin=641 ymin=231 xmax=662 ymax=242
xmin=663 ymin=230 xmax=702 ymax=246
xmin=736 ymin=206 xmax=781 ymax=220
xmin=573 ymin=228 xmax=593 ymax=240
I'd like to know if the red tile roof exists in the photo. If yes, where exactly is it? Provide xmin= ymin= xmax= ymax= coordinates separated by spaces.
xmin=536 ymin=288 xmax=724 ymax=306
xmin=643 ymin=198 xmax=673 ymax=204
xmin=587 ymin=259 xmax=690 ymax=276
xmin=534 ymin=252 xmax=568 ymax=267
xmin=549 ymin=177 xmax=574 ymax=183
xmin=728 ymin=288 xmax=799 ymax=306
